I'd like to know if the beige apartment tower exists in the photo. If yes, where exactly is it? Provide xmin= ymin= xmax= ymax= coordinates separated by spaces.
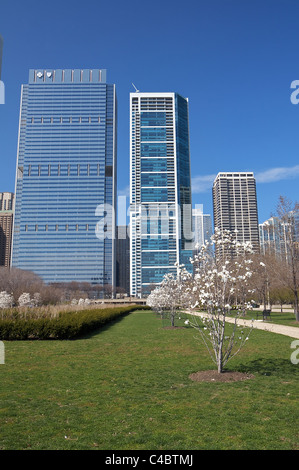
xmin=212 ymin=172 xmax=259 ymax=252
xmin=0 ymin=192 xmax=14 ymax=267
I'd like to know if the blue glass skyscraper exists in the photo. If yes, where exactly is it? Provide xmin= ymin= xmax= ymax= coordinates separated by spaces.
xmin=12 ymin=69 xmax=117 ymax=288
xmin=130 ymin=92 xmax=193 ymax=297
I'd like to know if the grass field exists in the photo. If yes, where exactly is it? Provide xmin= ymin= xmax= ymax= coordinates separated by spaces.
xmin=0 ymin=310 xmax=298 ymax=450
xmin=228 ymin=309 xmax=299 ymax=327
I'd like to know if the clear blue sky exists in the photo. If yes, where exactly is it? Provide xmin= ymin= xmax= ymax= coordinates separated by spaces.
xmin=0 ymin=0 xmax=298 ymax=224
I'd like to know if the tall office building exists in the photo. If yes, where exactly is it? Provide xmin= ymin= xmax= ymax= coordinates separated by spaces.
xmin=192 ymin=205 xmax=213 ymax=251
xmin=0 ymin=192 xmax=14 ymax=267
xmin=212 ymin=172 xmax=259 ymax=253
xmin=130 ymin=92 xmax=193 ymax=297
xmin=12 ymin=69 xmax=117 ymax=288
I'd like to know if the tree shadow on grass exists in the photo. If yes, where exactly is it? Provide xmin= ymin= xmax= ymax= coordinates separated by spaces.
xmin=76 ymin=312 xmax=132 ymax=340
xmin=237 ymin=358 xmax=299 ymax=378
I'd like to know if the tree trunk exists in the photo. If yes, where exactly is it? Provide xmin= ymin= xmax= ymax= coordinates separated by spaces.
xmin=217 ymin=314 xmax=225 ymax=373
xmin=171 ymin=308 xmax=175 ymax=327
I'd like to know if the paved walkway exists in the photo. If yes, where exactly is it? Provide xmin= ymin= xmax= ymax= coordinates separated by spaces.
xmin=186 ymin=311 xmax=299 ymax=339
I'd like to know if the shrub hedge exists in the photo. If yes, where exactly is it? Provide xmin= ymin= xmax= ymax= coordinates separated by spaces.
xmin=0 ymin=305 xmax=150 ymax=340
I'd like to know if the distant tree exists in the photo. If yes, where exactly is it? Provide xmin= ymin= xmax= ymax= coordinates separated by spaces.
xmin=103 ymin=284 xmax=114 ymax=299
xmin=115 ymin=287 xmax=126 ymax=298
xmin=0 ymin=291 xmax=14 ymax=309
xmin=0 ymin=267 xmax=44 ymax=303
xmin=39 ymin=284 xmax=64 ymax=305
xmin=18 ymin=292 xmax=31 ymax=307
xmin=249 ymin=254 xmax=275 ymax=311
xmin=146 ymin=263 xmax=192 ymax=327
xmin=275 ymin=196 xmax=299 ymax=321
xmin=90 ymin=284 xmax=104 ymax=299
xmin=269 ymin=286 xmax=294 ymax=313
xmin=33 ymin=292 xmax=42 ymax=306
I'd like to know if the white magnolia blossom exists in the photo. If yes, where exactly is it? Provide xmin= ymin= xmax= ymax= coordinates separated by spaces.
xmin=18 ymin=292 xmax=32 ymax=307
xmin=0 ymin=291 xmax=14 ymax=309
xmin=146 ymin=262 xmax=192 ymax=327
xmin=70 ymin=297 xmax=91 ymax=307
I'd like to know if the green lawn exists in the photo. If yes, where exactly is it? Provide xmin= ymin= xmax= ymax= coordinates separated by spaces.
xmin=0 ymin=310 xmax=298 ymax=450
xmin=254 ymin=311 xmax=299 ymax=327
xmin=227 ymin=309 xmax=299 ymax=327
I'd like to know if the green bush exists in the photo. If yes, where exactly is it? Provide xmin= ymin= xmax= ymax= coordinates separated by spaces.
xmin=0 ymin=305 xmax=150 ymax=340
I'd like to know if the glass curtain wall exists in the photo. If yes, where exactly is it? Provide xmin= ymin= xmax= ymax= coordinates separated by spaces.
xmin=12 ymin=69 xmax=116 ymax=288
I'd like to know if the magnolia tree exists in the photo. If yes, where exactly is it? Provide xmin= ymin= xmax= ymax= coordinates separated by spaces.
xmin=146 ymin=263 xmax=192 ymax=327
xmin=33 ymin=292 xmax=42 ymax=306
xmin=18 ymin=292 xmax=42 ymax=307
xmin=78 ymin=298 xmax=91 ymax=305
xmin=0 ymin=291 xmax=14 ymax=309
xmin=18 ymin=292 xmax=32 ymax=307
xmin=186 ymin=228 xmax=255 ymax=373
xmin=147 ymin=287 xmax=166 ymax=314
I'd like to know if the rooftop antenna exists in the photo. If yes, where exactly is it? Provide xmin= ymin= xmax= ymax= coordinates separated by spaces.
xmin=132 ymin=83 xmax=140 ymax=92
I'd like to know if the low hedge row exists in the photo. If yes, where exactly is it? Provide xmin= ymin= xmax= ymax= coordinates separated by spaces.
xmin=0 ymin=305 xmax=150 ymax=340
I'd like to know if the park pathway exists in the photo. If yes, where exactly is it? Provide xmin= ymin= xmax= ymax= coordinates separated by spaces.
xmin=185 ymin=311 xmax=299 ymax=339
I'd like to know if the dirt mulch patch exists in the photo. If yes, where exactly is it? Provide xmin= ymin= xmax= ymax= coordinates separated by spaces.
xmin=162 ymin=326 xmax=185 ymax=330
xmin=189 ymin=370 xmax=254 ymax=383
